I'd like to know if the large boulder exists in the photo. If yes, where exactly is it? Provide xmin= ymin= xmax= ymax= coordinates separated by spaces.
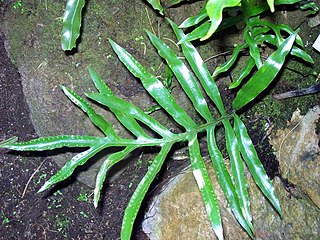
xmin=1 ymin=0 xmax=218 ymax=187
xmin=142 ymin=106 xmax=320 ymax=239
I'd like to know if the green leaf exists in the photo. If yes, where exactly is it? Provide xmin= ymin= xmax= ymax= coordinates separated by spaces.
xmin=179 ymin=7 xmax=207 ymax=28
xmin=188 ymin=134 xmax=223 ymax=240
xmin=0 ymin=136 xmax=18 ymax=147
xmin=207 ymin=126 xmax=253 ymax=237
xmin=121 ymin=143 xmax=172 ymax=240
xmin=233 ymin=31 xmax=297 ymax=110
xmin=168 ymin=18 xmax=226 ymax=115
xmin=94 ymin=146 xmax=137 ymax=208
xmin=233 ymin=114 xmax=282 ymax=215
xmin=87 ymin=68 xmax=152 ymax=139
xmin=178 ymin=14 xmax=244 ymax=43
xmin=145 ymin=0 xmax=164 ymax=15
xmin=223 ymin=120 xmax=253 ymax=232
xmin=86 ymin=92 xmax=172 ymax=138
xmin=0 ymin=135 xmax=102 ymax=151
xmin=275 ymin=0 xmax=301 ymax=4
xmin=61 ymin=0 xmax=85 ymax=51
xmin=146 ymin=30 xmax=213 ymax=123
xmin=39 ymin=143 xmax=106 ymax=192
xmin=201 ymin=0 xmax=241 ymax=41
xmin=178 ymin=21 xmax=210 ymax=43
xmin=244 ymin=28 xmax=262 ymax=69
xmin=254 ymin=34 xmax=313 ymax=64
xmin=61 ymin=85 xmax=118 ymax=138
xmin=212 ymin=44 xmax=248 ymax=78
xmin=167 ymin=0 xmax=186 ymax=7
xmin=109 ymin=38 xmax=196 ymax=131
xmin=229 ymin=57 xmax=255 ymax=89
xmin=299 ymin=1 xmax=319 ymax=15
xmin=267 ymin=0 xmax=275 ymax=12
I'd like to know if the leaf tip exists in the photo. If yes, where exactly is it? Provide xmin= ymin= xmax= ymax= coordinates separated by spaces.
xmin=37 ymin=183 xmax=49 ymax=193
xmin=214 ymin=227 xmax=224 ymax=240
xmin=0 ymin=136 xmax=18 ymax=148
xmin=108 ymin=38 xmax=117 ymax=48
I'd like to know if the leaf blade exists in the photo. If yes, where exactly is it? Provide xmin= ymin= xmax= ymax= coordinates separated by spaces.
xmin=146 ymin=30 xmax=213 ymax=122
xmin=229 ymin=57 xmax=255 ymax=89
xmin=87 ymin=68 xmax=152 ymax=139
xmin=188 ymin=134 xmax=223 ymax=240
xmin=61 ymin=0 xmax=85 ymax=51
xmin=121 ymin=143 xmax=172 ymax=240
xmin=179 ymin=7 xmax=207 ymax=28
xmin=201 ymin=0 xmax=241 ymax=41
xmin=0 ymin=135 xmax=103 ymax=151
xmin=233 ymin=31 xmax=297 ymax=110
xmin=168 ymin=18 xmax=226 ymax=115
xmin=109 ymin=38 xmax=196 ymax=130
xmin=94 ymin=146 xmax=137 ymax=207
xmin=223 ymin=120 xmax=253 ymax=231
xmin=87 ymin=92 xmax=172 ymax=138
xmin=207 ymin=126 xmax=253 ymax=237
xmin=233 ymin=114 xmax=282 ymax=215
xmin=39 ymin=144 xmax=106 ymax=192
xmin=61 ymin=85 xmax=118 ymax=138
xmin=145 ymin=0 xmax=164 ymax=15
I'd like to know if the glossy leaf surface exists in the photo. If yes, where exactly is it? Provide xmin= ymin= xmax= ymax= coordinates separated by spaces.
xmin=233 ymin=114 xmax=282 ymax=215
xmin=61 ymin=0 xmax=85 ymax=51
xmin=188 ymin=134 xmax=223 ymax=240
xmin=146 ymin=30 xmax=213 ymax=122
xmin=267 ymin=0 xmax=275 ymax=12
xmin=207 ymin=126 xmax=253 ymax=236
xmin=233 ymin=32 xmax=296 ymax=110
xmin=223 ymin=120 xmax=253 ymax=231
xmin=168 ymin=18 xmax=226 ymax=115
xmin=0 ymin=21 xmax=285 ymax=240
xmin=201 ymin=0 xmax=241 ymax=41
xmin=145 ymin=0 xmax=164 ymax=15
xmin=121 ymin=144 xmax=172 ymax=239
xmin=229 ymin=57 xmax=255 ymax=89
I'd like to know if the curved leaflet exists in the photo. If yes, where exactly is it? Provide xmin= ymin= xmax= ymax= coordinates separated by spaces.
xmin=61 ymin=0 xmax=85 ymax=51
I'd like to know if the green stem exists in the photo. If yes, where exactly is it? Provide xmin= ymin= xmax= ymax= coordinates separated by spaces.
xmin=107 ymin=112 xmax=235 ymax=148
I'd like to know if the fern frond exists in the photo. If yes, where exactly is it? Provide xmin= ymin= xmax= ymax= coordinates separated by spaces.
xmin=1 ymin=20 xmax=283 ymax=240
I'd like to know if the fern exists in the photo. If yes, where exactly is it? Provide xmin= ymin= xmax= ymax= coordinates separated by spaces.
xmin=1 ymin=18 xmax=301 ymax=239
xmin=61 ymin=0 xmax=86 ymax=51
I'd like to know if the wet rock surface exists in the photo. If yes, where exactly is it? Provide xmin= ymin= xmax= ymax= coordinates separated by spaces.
xmin=269 ymin=106 xmax=320 ymax=208
xmin=142 ymin=106 xmax=320 ymax=239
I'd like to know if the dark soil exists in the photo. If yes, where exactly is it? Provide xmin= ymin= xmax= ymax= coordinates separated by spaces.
xmin=0 ymin=26 xmax=188 ymax=240
xmin=0 ymin=31 xmax=152 ymax=239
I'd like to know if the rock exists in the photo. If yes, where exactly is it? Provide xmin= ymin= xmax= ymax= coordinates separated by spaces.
xmin=0 ymin=0 xmax=202 ymax=187
xmin=142 ymin=161 xmax=249 ymax=240
xmin=308 ymin=15 xmax=320 ymax=28
xmin=269 ymin=106 xmax=320 ymax=208
xmin=1 ymin=0 xmax=233 ymax=187
xmin=142 ymin=106 xmax=320 ymax=239
xmin=142 ymin=162 xmax=320 ymax=239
